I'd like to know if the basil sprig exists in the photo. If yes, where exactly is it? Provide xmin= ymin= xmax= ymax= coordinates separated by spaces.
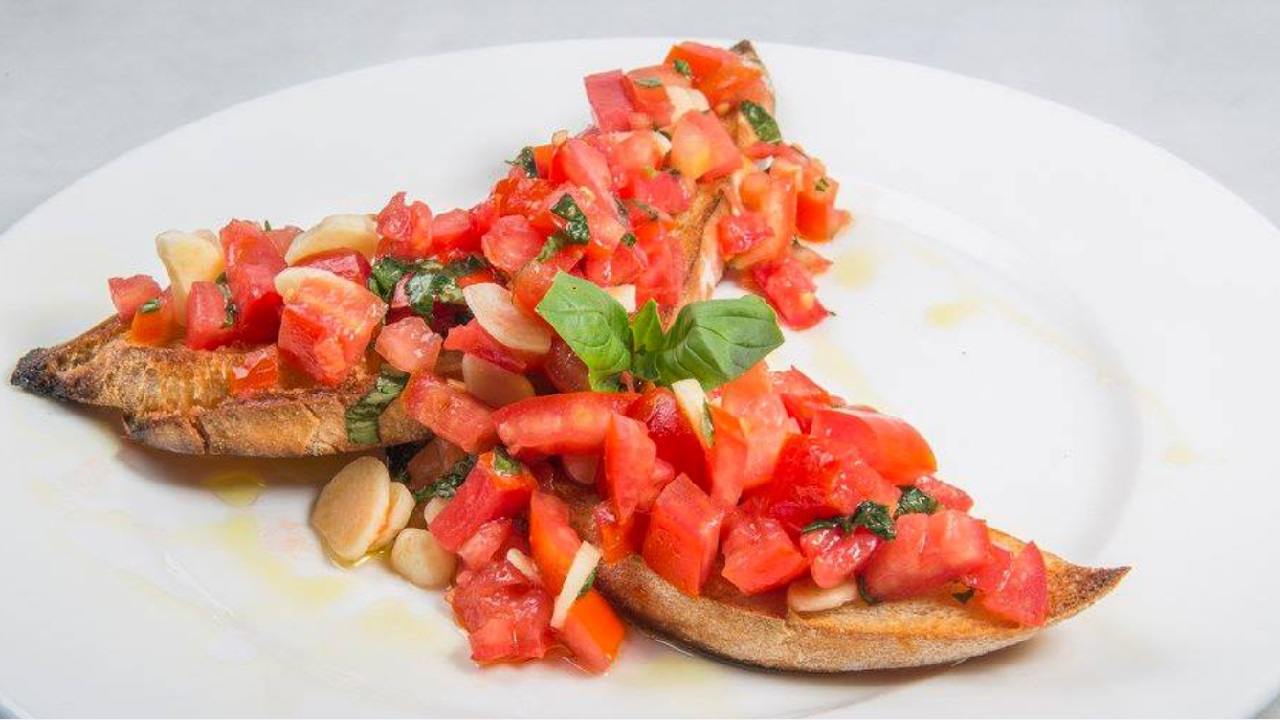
xmin=344 ymin=368 xmax=410 ymax=445
xmin=672 ymin=58 xmax=693 ymax=78
xmin=368 ymin=255 xmax=484 ymax=315
xmin=535 ymin=273 xmax=783 ymax=391
xmin=895 ymin=486 xmax=939 ymax=517
xmin=800 ymin=501 xmax=897 ymax=540
xmin=740 ymin=100 xmax=781 ymax=143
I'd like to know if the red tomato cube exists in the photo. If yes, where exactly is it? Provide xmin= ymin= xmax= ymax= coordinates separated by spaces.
xmin=128 ymin=290 xmax=176 ymax=346
xmin=721 ymin=514 xmax=809 ymax=595
xmin=560 ymin=590 xmax=627 ymax=674
xmin=642 ymin=474 xmax=725 ymax=596
xmin=429 ymin=450 xmax=536 ymax=552
xmin=751 ymin=434 xmax=901 ymax=534
xmin=375 ymin=316 xmax=441 ymax=374
xmin=228 ymin=346 xmax=279 ymax=398
xmin=627 ymin=387 xmax=708 ymax=488
xmin=450 ymin=559 xmax=554 ymax=665
xmin=431 ymin=208 xmax=482 ymax=253
xmin=493 ymin=392 xmax=639 ymax=457
xmin=861 ymin=510 xmax=991 ymax=601
xmin=108 ymin=274 xmax=162 ymax=322
xmin=584 ymin=70 xmax=637 ymax=133
xmin=669 ymin=111 xmax=740 ymax=181
xmin=914 ymin=475 xmax=974 ymax=513
xmin=810 ymin=406 xmax=937 ymax=482
xmin=528 ymin=490 xmax=582 ymax=592
xmin=185 ymin=280 xmax=239 ymax=350
xmin=219 ymin=219 xmax=287 ymax=344
xmin=376 ymin=191 xmax=433 ymax=260
xmin=965 ymin=542 xmax=1049 ymax=627
xmin=293 ymin=248 xmax=372 ymax=287
xmin=402 ymin=371 xmax=498 ymax=453
xmin=752 ymin=254 xmax=830 ymax=330
xmin=603 ymin=414 xmax=657 ymax=524
xmin=276 ymin=272 xmax=385 ymax=385
xmin=799 ymin=528 xmax=880 ymax=589
xmin=456 ymin=518 xmax=516 ymax=571
xmin=481 ymin=215 xmax=545 ymax=275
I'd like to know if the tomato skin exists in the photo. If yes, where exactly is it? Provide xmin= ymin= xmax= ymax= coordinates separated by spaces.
xmin=584 ymin=70 xmax=637 ymax=133
xmin=184 ymin=280 xmax=238 ymax=350
xmin=669 ymin=111 xmax=741 ymax=181
xmin=537 ymin=185 xmax=628 ymax=261
xmin=861 ymin=510 xmax=991 ymax=601
xmin=733 ymin=171 xmax=796 ymax=268
xmin=456 ymin=518 xmax=516 ymax=571
xmin=913 ymin=475 xmax=974 ymax=513
xmin=493 ymin=392 xmax=638 ymax=456
xmin=964 ymin=542 xmax=1049 ymax=627
xmin=481 ymin=215 xmax=546 ymax=276
xmin=602 ymin=414 xmax=658 ymax=524
xmin=752 ymin=253 xmax=830 ymax=330
xmin=716 ymin=212 xmax=773 ymax=260
xmin=228 ymin=345 xmax=279 ymax=398
xmin=431 ymin=208 xmax=483 ymax=253
xmin=626 ymin=171 xmax=690 ymax=216
xmin=543 ymin=337 xmax=590 ymax=393
xmin=444 ymin=319 xmax=533 ymax=374
xmin=429 ymin=451 xmax=536 ymax=552
xmin=720 ymin=514 xmax=809 ymax=595
xmin=627 ymin=387 xmax=708 ymax=488
xmin=128 ymin=290 xmax=177 ymax=346
xmin=623 ymin=68 xmax=675 ymax=126
xmin=491 ymin=175 xmax=556 ymax=223
xmin=294 ymin=249 xmax=372 ymax=287
xmin=402 ymin=371 xmax=498 ymax=453
xmin=265 ymin=225 xmax=302 ymax=256
xmin=770 ymin=367 xmax=842 ymax=430
xmin=375 ymin=316 xmax=442 ymax=374
xmin=642 ymin=474 xmax=725 ymax=596
xmin=561 ymin=589 xmax=626 ymax=674
xmin=594 ymin=501 xmax=644 ymax=563
xmin=810 ymin=406 xmax=937 ymax=483
xmin=220 ymin=219 xmax=287 ymax=344
xmin=450 ymin=559 xmax=555 ymax=665
xmin=511 ymin=245 xmax=586 ymax=317
xmin=750 ymin=434 xmax=901 ymax=534
xmin=108 ymin=275 xmax=162 ymax=322
xmin=376 ymin=191 xmax=434 ymax=260
xmin=799 ymin=528 xmax=880 ymax=588
xmin=584 ymin=241 xmax=646 ymax=287
xmin=276 ymin=274 xmax=385 ymax=385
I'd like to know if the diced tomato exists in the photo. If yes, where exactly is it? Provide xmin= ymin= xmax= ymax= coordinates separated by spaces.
xmin=528 ymin=490 xmax=581 ymax=591
xmin=536 ymin=185 xmax=628 ymax=261
xmin=791 ymin=242 xmax=833 ymax=276
xmin=627 ymin=387 xmax=708 ymax=488
xmin=542 ymin=337 xmax=590 ymax=393
xmin=511 ymin=245 xmax=587 ymax=317
xmin=664 ymin=42 xmax=738 ymax=87
xmin=228 ymin=346 xmax=279 ymax=398
xmin=770 ymin=367 xmax=842 ymax=431
xmin=561 ymin=589 xmax=626 ymax=673
xmin=861 ymin=510 xmax=991 ymax=601
xmin=429 ymin=450 xmax=535 ymax=552
xmin=626 ymin=171 xmax=690 ymax=216
xmin=220 ymin=219 xmax=287 ymax=344
xmin=530 ymin=144 xmax=555 ymax=178
xmin=642 ymin=475 xmax=724 ymax=596
xmin=669 ymin=111 xmax=741 ymax=181
xmin=810 ymin=406 xmax=937 ymax=483
xmin=493 ymin=392 xmax=638 ymax=456
xmin=456 ymin=518 xmax=515 ymax=571
xmin=964 ymin=543 xmax=1049 ymax=627
xmin=491 ymin=175 xmax=556 ymax=223
xmin=265 ymin=225 xmax=302 ymax=256
xmin=551 ymin=138 xmax=617 ymax=212
xmin=607 ymin=132 xmax=665 ymax=182
xmin=401 ymin=371 xmax=498 ymax=453
xmin=750 ymin=434 xmax=901 ymax=534
xmin=450 ymin=559 xmax=554 ymax=665
xmin=276 ymin=273 xmax=385 ymax=385
xmin=584 ymin=70 xmax=636 ymax=133
xmin=443 ymin=319 xmax=533 ymax=374
xmin=594 ymin=501 xmax=643 ymax=563
xmin=913 ymin=475 xmax=974 ymax=513
xmin=602 ymin=414 xmax=657 ymax=524
xmin=375 ymin=316 xmax=442 ymax=374
xmin=752 ymin=253 xmax=830 ymax=330
xmin=584 ymin=241 xmax=646 ymax=287
xmin=294 ymin=249 xmax=372 ymax=287
xmin=713 ymin=362 xmax=790 ymax=492
xmin=633 ymin=220 xmax=681 ymax=309
xmin=623 ymin=68 xmax=675 ymax=126
xmin=796 ymin=176 xmax=852 ymax=242
xmin=184 ymin=280 xmax=238 ymax=350
xmin=481 ymin=215 xmax=545 ymax=276
xmin=108 ymin=275 xmax=162 ymax=322
xmin=716 ymin=211 xmax=773 ymax=260
xmin=799 ymin=528 xmax=880 ymax=588
xmin=431 ymin=208 xmax=482 ymax=253
xmin=733 ymin=171 xmax=796 ymax=268
xmin=700 ymin=58 xmax=765 ymax=110
xmin=128 ymin=290 xmax=176 ymax=346
xmin=376 ymin=191 xmax=433 ymax=260
xmin=720 ymin=514 xmax=809 ymax=595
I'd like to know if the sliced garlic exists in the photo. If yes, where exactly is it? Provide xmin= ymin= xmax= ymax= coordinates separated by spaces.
xmin=311 ymin=456 xmax=392 ymax=563
xmin=787 ymin=578 xmax=859 ymax=613
xmin=462 ymin=354 xmax=535 ymax=408
xmin=370 ymin=481 xmax=415 ymax=551
xmin=422 ymin=496 xmax=450 ymax=524
xmin=284 ymin=213 xmax=379 ymax=265
xmin=390 ymin=528 xmax=456 ymax=589
xmin=155 ymin=229 xmax=224 ymax=325
xmin=665 ymin=85 xmax=710 ymax=124
xmin=604 ymin=284 xmax=637 ymax=313
xmin=671 ymin=378 xmax=713 ymax=448
xmin=462 ymin=282 xmax=552 ymax=355
xmin=505 ymin=548 xmax=542 ymax=584
xmin=551 ymin=542 xmax=602 ymax=629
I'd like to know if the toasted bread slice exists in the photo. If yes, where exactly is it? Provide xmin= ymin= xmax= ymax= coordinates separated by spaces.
xmin=553 ymin=481 xmax=1127 ymax=672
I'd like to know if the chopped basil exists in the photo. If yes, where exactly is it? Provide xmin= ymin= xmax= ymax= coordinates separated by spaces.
xmin=630 ymin=200 xmax=659 ymax=221
xmin=577 ymin=566 xmax=598 ymax=598
xmin=368 ymin=256 xmax=414 ymax=300
xmin=673 ymin=58 xmax=693 ymax=78
xmin=215 ymin=272 xmax=237 ymax=328
xmin=800 ymin=501 xmax=897 ymax=540
xmin=344 ymin=368 xmax=410 ymax=445
xmin=952 ymin=587 xmax=975 ymax=604
xmin=550 ymin=194 xmax=591 ymax=246
xmin=633 ymin=76 xmax=662 ymax=88
xmin=492 ymin=446 xmax=523 ymax=476
xmin=535 ymin=234 xmax=564 ymax=263
xmin=263 ymin=219 xmax=273 ymax=232
xmin=801 ymin=516 xmax=855 ymax=534
xmin=535 ymin=273 xmax=783 ymax=391
xmin=815 ymin=177 xmax=830 ymax=192
xmin=702 ymin=400 xmax=716 ymax=442
xmin=138 ymin=298 xmax=162 ymax=314
xmin=369 ymin=255 xmax=482 ymax=315
xmin=858 ymin=576 xmax=880 ymax=605
xmin=740 ymin=100 xmax=781 ymax=143
xmin=406 ymin=270 xmax=450 ymax=317
xmin=895 ymin=486 xmax=939 ymax=518
xmin=413 ymin=454 xmax=477 ymax=502
xmin=507 ymin=146 xmax=538 ymax=178
xmin=385 ymin=441 xmax=427 ymax=484
xmin=620 ymin=232 xmax=636 ymax=247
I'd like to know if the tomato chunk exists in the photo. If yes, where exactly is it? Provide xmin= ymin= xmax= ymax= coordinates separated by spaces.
xmin=375 ymin=316 xmax=441 ymax=374
xmin=481 ymin=215 xmax=545 ymax=276
xmin=594 ymin=501 xmax=643 ymax=563
xmin=276 ymin=272 xmax=385 ymax=385
xmin=542 ymin=337 xmax=590 ymax=393
xmin=450 ymin=559 xmax=554 ymax=665
xmin=752 ymin=253 xmax=829 ymax=330
xmin=713 ymin=362 xmax=790 ymax=491
xmin=432 ymin=208 xmax=482 ymax=253
xmin=228 ymin=346 xmax=279 ymax=398
xmin=528 ymin=490 xmax=581 ymax=591
xmin=602 ymin=414 xmax=658 ymax=524
xmin=185 ymin=280 xmax=238 ymax=350
xmin=550 ymin=139 xmax=616 ymax=219
xmin=220 ymin=219 xmax=287 ymax=343
xmin=128 ymin=290 xmax=177 ymax=346
xmin=733 ymin=171 xmax=795 ymax=268
xmin=493 ymin=392 xmax=638 ymax=456
xmin=294 ymin=249 xmax=372 ymax=287
xmin=964 ymin=542 xmax=1049 ymax=627
xmin=913 ymin=475 xmax=973 ymax=513
xmin=861 ymin=510 xmax=990 ymax=601
xmin=626 ymin=171 xmax=690 ymax=216
xmin=810 ymin=406 xmax=937 ymax=482
xmin=669 ymin=111 xmax=740 ymax=181
xmin=561 ymin=589 xmax=626 ymax=674
xmin=799 ymin=528 xmax=880 ymax=589
xmin=429 ymin=450 xmax=535 ymax=552
xmin=456 ymin=518 xmax=516 ymax=571
xmin=627 ymin=387 xmax=708 ymax=488
xmin=402 ymin=371 xmax=498 ymax=453
xmin=750 ymin=434 xmax=901 ymax=534
xmin=633 ymin=220 xmax=682 ymax=309
xmin=717 ymin=212 xmax=773 ymax=260
xmin=720 ymin=514 xmax=809 ymax=595
xmin=376 ymin=191 xmax=433 ymax=260
xmin=443 ymin=319 xmax=532 ymax=374
xmin=108 ymin=274 xmax=162 ymax=322
xmin=796 ymin=175 xmax=852 ymax=241
xmin=642 ymin=475 xmax=725 ymax=596
xmin=584 ymin=70 xmax=636 ymax=133
xmin=770 ymin=367 xmax=842 ymax=431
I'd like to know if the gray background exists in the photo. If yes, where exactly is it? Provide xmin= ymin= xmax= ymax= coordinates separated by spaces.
xmin=2 ymin=0 xmax=1277 ymax=716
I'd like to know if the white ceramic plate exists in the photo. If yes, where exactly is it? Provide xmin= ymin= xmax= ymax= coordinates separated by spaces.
xmin=1 ymin=39 xmax=1277 ymax=717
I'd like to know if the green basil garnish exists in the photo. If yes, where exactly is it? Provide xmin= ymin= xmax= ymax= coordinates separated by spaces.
xmin=535 ymin=273 xmax=632 ymax=391
xmin=507 ymin=146 xmax=538 ymax=178
xmin=633 ymin=77 xmax=662 ymax=88
xmin=577 ymin=566 xmax=598 ymax=598
xmin=492 ymin=446 xmax=523 ymax=476
xmin=413 ymin=454 xmax=477 ymax=502
xmin=801 ymin=501 xmax=897 ymax=541
xmin=740 ymin=100 xmax=781 ymax=143
xmin=215 ymin=272 xmax=237 ymax=328
xmin=895 ymin=486 xmax=939 ymax=518
xmin=138 ymin=298 xmax=162 ymax=314
xmin=672 ymin=58 xmax=693 ymax=78
xmin=344 ymin=368 xmax=410 ymax=445
xmin=550 ymin=194 xmax=591 ymax=246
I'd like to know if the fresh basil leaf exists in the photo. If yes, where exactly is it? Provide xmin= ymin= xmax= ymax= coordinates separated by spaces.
xmin=801 ymin=517 xmax=849 ymax=534
xmin=577 ymin=566 xmax=598 ymax=598
xmin=740 ymin=100 xmax=781 ymax=143
xmin=446 ymin=255 xmax=487 ymax=279
xmin=345 ymin=368 xmax=410 ymax=445
xmin=138 ymin=298 xmax=162 ymax=314
xmin=620 ymin=232 xmax=636 ymax=247
xmin=414 ymin=454 xmax=477 ymax=502
xmin=406 ymin=271 xmax=448 ymax=317
xmin=633 ymin=76 xmax=662 ymax=88
xmin=672 ymin=58 xmax=693 ymax=78
xmin=629 ymin=300 xmax=666 ymax=354
xmin=507 ymin=146 xmax=538 ymax=177
xmin=851 ymin=501 xmax=896 ymax=540
xmin=952 ymin=587 xmax=975 ymax=604
xmin=535 ymin=234 xmax=564 ymax=263
xmin=647 ymin=295 xmax=784 ymax=390
xmin=369 ymin=257 xmax=412 ymax=300
xmin=895 ymin=486 xmax=939 ymax=518
xmin=492 ymin=446 xmax=523 ymax=476
xmin=550 ymin=194 xmax=591 ymax=246
xmin=535 ymin=273 xmax=632 ymax=390
xmin=215 ymin=273 xmax=237 ymax=328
